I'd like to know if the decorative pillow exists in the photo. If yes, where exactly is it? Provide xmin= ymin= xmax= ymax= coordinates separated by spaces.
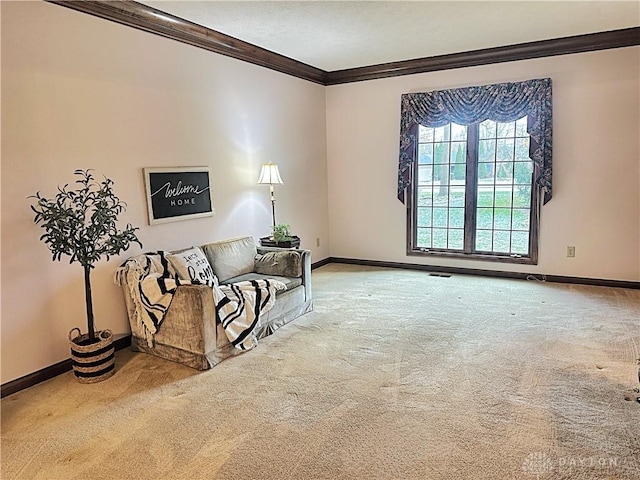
xmin=254 ymin=251 xmax=302 ymax=278
xmin=167 ymin=247 xmax=217 ymax=286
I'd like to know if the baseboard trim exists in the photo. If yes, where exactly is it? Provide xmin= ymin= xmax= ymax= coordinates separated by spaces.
xmin=328 ymin=257 xmax=640 ymax=290
xmin=4 ymin=261 xmax=636 ymax=397
xmin=311 ymin=257 xmax=332 ymax=270
xmin=1 ymin=334 xmax=132 ymax=399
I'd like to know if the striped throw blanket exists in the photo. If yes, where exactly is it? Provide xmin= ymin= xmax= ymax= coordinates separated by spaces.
xmin=115 ymin=252 xmax=285 ymax=351
xmin=214 ymin=279 xmax=283 ymax=351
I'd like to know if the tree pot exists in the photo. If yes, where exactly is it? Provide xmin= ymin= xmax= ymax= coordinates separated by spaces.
xmin=68 ymin=328 xmax=115 ymax=384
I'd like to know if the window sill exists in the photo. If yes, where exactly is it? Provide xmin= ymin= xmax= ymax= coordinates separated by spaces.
xmin=407 ymin=249 xmax=538 ymax=265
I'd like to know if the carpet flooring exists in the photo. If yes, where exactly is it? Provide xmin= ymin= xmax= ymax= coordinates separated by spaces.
xmin=2 ymin=264 xmax=639 ymax=479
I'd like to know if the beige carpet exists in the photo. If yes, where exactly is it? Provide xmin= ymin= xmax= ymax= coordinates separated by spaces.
xmin=2 ymin=264 xmax=639 ymax=480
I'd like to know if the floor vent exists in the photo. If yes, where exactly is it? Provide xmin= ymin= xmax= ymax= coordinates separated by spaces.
xmin=429 ymin=273 xmax=452 ymax=278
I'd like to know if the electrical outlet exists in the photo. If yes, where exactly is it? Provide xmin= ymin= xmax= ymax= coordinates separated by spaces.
xmin=316 ymin=237 xmax=320 ymax=247
xmin=567 ymin=246 xmax=575 ymax=258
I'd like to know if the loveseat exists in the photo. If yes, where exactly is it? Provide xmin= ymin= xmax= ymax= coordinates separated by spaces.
xmin=116 ymin=236 xmax=312 ymax=369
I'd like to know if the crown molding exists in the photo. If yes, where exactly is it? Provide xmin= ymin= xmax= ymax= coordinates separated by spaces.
xmin=46 ymin=2 xmax=639 ymax=86
xmin=326 ymin=27 xmax=640 ymax=85
xmin=46 ymin=0 xmax=327 ymax=85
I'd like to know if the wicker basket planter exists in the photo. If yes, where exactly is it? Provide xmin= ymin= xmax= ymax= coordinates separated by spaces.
xmin=69 ymin=328 xmax=115 ymax=384
xmin=31 ymin=170 xmax=140 ymax=387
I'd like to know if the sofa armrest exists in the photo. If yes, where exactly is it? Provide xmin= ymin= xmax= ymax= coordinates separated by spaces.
xmin=156 ymin=284 xmax=218 ymax=353
xmin=256 ymin=247 xmax=312 ymax=302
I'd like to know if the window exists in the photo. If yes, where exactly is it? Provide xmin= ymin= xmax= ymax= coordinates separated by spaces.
xmin=411 ymin=117 xmax=538 ymax=263
xmin=397 ymin=79 xmax=552 ymax=265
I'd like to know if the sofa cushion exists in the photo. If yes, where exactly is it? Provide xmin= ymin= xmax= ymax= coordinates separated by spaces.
xmin=254 ymin=251 xmax=303 ymax=278
xmin=167 ymin=247 xmax=216 ymax=286
xmin=200 ymin=236 xmax=257 ymax=283
xmin=221 ymin=273 xmax=302 ymax=293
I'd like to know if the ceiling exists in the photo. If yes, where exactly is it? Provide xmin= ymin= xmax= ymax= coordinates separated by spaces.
xmin=138 ymin=1 xmax=640 ymax=71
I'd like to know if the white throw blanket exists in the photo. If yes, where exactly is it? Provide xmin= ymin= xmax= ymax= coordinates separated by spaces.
xmin=114 ymin=252 xmax=285 ymax=351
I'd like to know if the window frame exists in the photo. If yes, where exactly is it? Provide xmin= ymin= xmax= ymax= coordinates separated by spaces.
xmin=406 ymin=121 xmax=540 ymax=265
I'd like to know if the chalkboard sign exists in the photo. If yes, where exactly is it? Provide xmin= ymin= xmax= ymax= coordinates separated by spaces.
xmin=144 ymin=167 xmax=213 ymax=225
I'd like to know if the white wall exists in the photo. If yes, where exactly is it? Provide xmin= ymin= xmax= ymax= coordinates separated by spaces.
xmin=2 ymin=1 xmax=638 ymax=385
xmin=326 ymin=47 xmax=640 ymax=282
xmin=1 ymin=1 xmax=329 ymax=383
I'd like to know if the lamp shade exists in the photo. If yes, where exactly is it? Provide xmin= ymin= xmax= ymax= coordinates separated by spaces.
xmin=257 ymin=163 xmax=283 ymax=185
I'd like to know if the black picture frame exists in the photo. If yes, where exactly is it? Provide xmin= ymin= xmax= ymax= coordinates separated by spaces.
xmin=144 ymin=167 xmax=213 ymax=225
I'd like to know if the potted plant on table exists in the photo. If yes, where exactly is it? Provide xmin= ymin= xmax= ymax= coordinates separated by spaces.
xmin=30 ymin=169 xmax=142 ymax=383
xmin=261 ymin=223 xmax=300 ymax=248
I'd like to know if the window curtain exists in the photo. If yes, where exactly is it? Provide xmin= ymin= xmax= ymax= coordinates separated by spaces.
xmin=398 ymin=78 xmax=552 ymax=204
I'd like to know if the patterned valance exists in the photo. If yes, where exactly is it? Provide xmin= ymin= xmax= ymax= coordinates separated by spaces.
xmin=398 ymin=78 xmax=553 ymax=204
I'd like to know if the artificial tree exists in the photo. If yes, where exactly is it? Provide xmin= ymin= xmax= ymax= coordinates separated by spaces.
xmin=31 ymin=169 xmax=142 ymax=342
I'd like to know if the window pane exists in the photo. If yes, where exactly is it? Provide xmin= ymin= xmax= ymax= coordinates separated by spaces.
xmin=478 ymin=162 xmax=495 ymax=182
xmin=451 ymin=143 xmax=466 ymax=185
xmin=449 ymin=208 xmax=464 ymax=228
xmin=434 ymin=125 xmax=450 ymax=142
xmin=418 ymin=143 xmax=433 ymax=164
xmin=433 ymin=208 xmax=448 ymax=227
xmin=434 ymin=181 xmax=450 ymax=202
xmin=434 ymin=173 xmax=450 ymax=199
xmin=417 ymin=207 xmax=432 ymax=227
xmin=515 ymin=117 xmax=528 ymax=137
xmin=514 ymin=161 xmax=533 ymax=185
xmin=496 ymin=139 xmax=514 ymax=163
xmin=451 ymin=142 xmax=466 ymax=163
xmin=419 ymin=126 xmax=434 ymax=143
xmin=479 ymin=120 xmax=496 ymax=139
xmin=511 ymin=231 xmax=529 ymax=254
xmin=495 ymin=190 xmax=512 ymax=208
xmin=417 ymin=187 xmax=433 ymax=206
xmin=451 ymin=123 xmax=467 ymax=141
xmin=496 ymin=121 xmax=515 ymax=138
xmin=476 ymin=208 xmax=493 ymax=229
xmin=515 ymin=138 xmax=529 ymax=161
xmin=478 ymin=140 xmax=495 ymax=162
xmin=449 ymin=189 xmax=465 ymax=207
xmin=512 ymin=208 xmax=530 ymax=231
xmin=448 ymin=229 xmax=464 ymax=250
xmin=416 ymin=228 xmax=432 ymax=248
xmin=418 ymin=166 xmax=433 ymax=185
xmin=496 ymin=162 xmax=513 ymax=183
xmin=434 ymin=143 xmax=449 ymax=164
xmin=475 ymin=230 xmax=492 ymax=251
xmin=494 ymin=208 xmax=512 ymax=230
xmin=477 ymin=185 xmax=494 ymax=207
xmin=450 ymin=166 xmax=466 ymax=185
xmin=493 ymin=231 xmax=510 ymax=253
xmin=513 ymin=186 xmax=532 ymax=208
xmin=433 ymin=228 xmax=448 ymax=248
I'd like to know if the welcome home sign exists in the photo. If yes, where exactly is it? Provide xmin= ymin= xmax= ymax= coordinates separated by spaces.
xmin=144 ymin=167 xmax=213 ymax=225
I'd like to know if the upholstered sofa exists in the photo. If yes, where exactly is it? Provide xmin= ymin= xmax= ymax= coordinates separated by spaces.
xmin=116 ymin=236 xmax=312 ymax=369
